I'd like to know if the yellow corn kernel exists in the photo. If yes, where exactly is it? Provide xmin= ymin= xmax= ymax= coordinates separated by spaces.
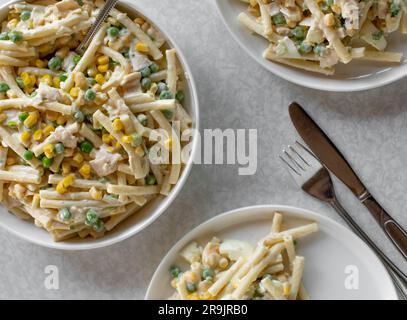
xmin=283 ymin=283 xmax=291 ymax=296
xmin=35 ymin=59 xmax=46 ymax=68
xmin=28 ymin=20 xmax=34 ymax=29
xmin=107 ymin=146 xmax=114 ymax=153
xmin=46 ymin=111 xmax=58 ymax=121
xmin=121 ymin=135 xmax=132 ymax=144
xmin=79 ymin=163 xmax=91 ymax=178
xmin=187 ymin=293 xmax=199 ymax=300
xmin=61 ymin=162 xmax=71 ymax=175
xmin=21 ymin=72 xmax=31 ymax=87
xmin=38 ymin=43 xmax=52 ymax=54
xmin=97 ymin=64 xmax=109 ymax=73
xmin=69 ymin=87 xmax=80 ymax=98
xmin=29 ymin=74 xmax=36 ymax=86
xmin=33 ymin=129 xmax=43 ymax=141
xmin=170 ymin=278 xmax=177 ymax=288
xmin=0 ymin=113 xmax=7 ymax=122
xmin=73 ymin=152 xmax=84 ymax=164
xmin=53 ymin=76 xmax=61 ymax=88
xmin=331 ymin=4 xmax=341 ymax=14
xmin=102 ymin=133 xmax=113 ymax=143
xmin=24 ymin=86 xmax=35 ymax=94
xmin=93 ymin=83 xmax=102 ymax=92
xmin=90 ymin=187 xmax=103 ymax=200
xmin=135 ymin=42 xmax=149 ymax=53
xmin=115 ymin=142 xmax=121 ymax=149
xmin=56 ymin=115 xmax=67 ymax=125
xmin=20 ymin=131 xmax=31 ymax=143
xmin=97 ymin=55 xmax=109 ymax=65
xmin=112 ymin=118 xmax=123 ymax=132
xmin=62 ymin=174 xmax=75 ymax=188
xmin=94 ymin=73 xmax=105 ymax=84
xmin=43 ymin=143 xmax=54 ymax=159
xmin=43 ymin=124 xmax=55 ymax=136
xmin=6 ymin=157 xmax=16 ymax=166
xmin=24 ymin=113 xmax=38 ymax=128
xmin=7 ymin=18 xmax=18 ymax=29
xmin=87 ymin=66 xmax=98 ymax=77
xmin=40 ymin=74 xmax=52 ymax=86
xmin=323 ymin=13 xmax=335 ymax=27
xmin=56 ymin=181 xmax=67 ymax=194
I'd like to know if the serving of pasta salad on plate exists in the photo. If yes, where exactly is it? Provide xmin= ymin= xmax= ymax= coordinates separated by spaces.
xmin=0 ymin=0 xmax=192 ymax=241
xmin=237 ymin=0 xmax=406 ymax=75
xmin=168 ymin=212 xmax=318 ymax=300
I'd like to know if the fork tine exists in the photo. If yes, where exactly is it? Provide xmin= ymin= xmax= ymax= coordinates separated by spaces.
xmin=289 ymin=145 xmax=310 ymax=167
xmin=284 ymin=148 xmax=305 ymax=171
xmin=294 ymin=141 xmax=323 ymax=168
xmin=279 ymin=154 xmax=301 ymax=176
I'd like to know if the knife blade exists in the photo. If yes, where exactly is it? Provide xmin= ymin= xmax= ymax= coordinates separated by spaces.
xmin=289 ymin=102 xmax=407 ymax=260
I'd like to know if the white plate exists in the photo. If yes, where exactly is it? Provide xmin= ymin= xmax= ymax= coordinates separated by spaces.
xmin=215 ymin=0 xmax=407 ymax=92
xmin=146 ymin=205 xmax=398 ymax=300
xmin=0 ymin=0 xmax=200 ymax=250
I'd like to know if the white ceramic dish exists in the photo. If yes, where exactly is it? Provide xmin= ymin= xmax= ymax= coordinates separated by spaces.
xmin=146 ymin=205 xmax=398 ymax=300
xmin=0 ymin=0 xmax=200 ymax=250
xmin=215 ymin=0 xmax=407 ymax=92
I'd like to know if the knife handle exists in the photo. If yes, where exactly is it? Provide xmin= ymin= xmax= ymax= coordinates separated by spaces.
xmin=363 ymin=196 xmax=407 ymax=260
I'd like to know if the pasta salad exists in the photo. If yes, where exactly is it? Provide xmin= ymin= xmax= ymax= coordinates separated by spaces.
xmin=237 ymin=0 xmax=406 ymax=75
xmin=0 ymin=0 xmax=192 ymax=241
xmin=168 ymin=212 xmax=318 ymax=300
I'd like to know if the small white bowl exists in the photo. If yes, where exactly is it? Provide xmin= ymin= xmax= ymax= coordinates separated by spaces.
xmin=146 ymin=205 xmax=397 ymax=300
xmin=215 ymin=0 xmax=407 ymax=92
xmin=0 ymin=0 xmax=200 ymax=250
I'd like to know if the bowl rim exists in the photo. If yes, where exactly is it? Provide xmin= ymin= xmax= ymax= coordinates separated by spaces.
xmin=0 ymin=0 xmax=200 ymax=250
xmin=145 ymin=204 xmax=398 ymax=300
xmin=213 ymin=0 xmax=407 ymax=92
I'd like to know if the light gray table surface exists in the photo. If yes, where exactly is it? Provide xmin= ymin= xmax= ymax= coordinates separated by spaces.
xmin=1 ymin=0 xmax=407 ymax=299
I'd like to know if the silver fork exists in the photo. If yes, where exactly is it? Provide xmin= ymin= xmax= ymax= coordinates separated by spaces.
xmin=75 ymin=0 xmax=119 ymax=55
xmin=280 ymin=141 xmax=407 ymax=299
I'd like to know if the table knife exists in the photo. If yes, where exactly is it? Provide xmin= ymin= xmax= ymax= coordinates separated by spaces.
xmin=289 ymin=102 xmax=407 ymax=260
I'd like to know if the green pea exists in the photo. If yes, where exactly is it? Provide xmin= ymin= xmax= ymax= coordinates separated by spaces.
xmin=58 ymin=208 xmax=72 ymax=221
xmin=272 ymin=13 xmax=286 ymax=26
xmin=41 ymin=156 xmax=53 ymax=168
xmin=85 ymin=209 xmax=99 ymax=226
xmin=87 ymin=77 xmax=96 ymax=85
xmin=141 ymin=77 xmax=152 ymax=90
xmin=72 ymin=54 xmax=81 ymax=65
xmin=0 ymin=82 xmax=10 ymax=93
xmin=390 ymin=1 xmax=400 ymax=17
xmin=298 ymin=42 xmax=313 ymax=54
xmin=20 ymin=11 xmax=31 ymax=21
xmin=7 ymin=120 xmax=17 ymax=128
xmin=84 ymin=89 xmax=96 ymax=101
xmin=16 ymin=76 xmax=24 ymax=88
xmin=18 ymin=112 xmax=29 ymax=122
xmin=93 ymin=219 xmax=105 ymax=232
xmin=175 ymin=90 xmax=184 ymax=102
xmin=107 ymin=26 xmax=120 ymax=37
xmin=202 ymin=268 xmax=215 ymax=279
xmin=54 ymin=143 xmax=64 ymax=154
xmin=23 ymin=150 xmax=33 ymax=160
xmin=0 ymin=32 xmax=9 ymax=40
xmin=8 ymin=31 xmax=23 ymax=43
xmin=131 ymin=132 xmax=142 ymax=147
xmin=313 ymin=44 xmax=325 ymax=56
xmin=145 ymin=174 xmax=156 ymax=185
xmin=137 ymin=114 xmax=148 ymax=126
xmin=74 ymin=110 xmax=85 ymax=122
xmin=170 ymin=266 xmax=181 ymax=278
xmin=186 ymin=282 xmax=196 ymax=293
xmin=157 ymin=82 xmax=167 ymax=95
xmin=162 ymin=109 xmax=174 ymax=120
xmin=140 ymin=66 xmax=151 ymax=78
xmin=290 ymin=26 xmax=306 ymax=41
xmin=76 ymin=0 xmax=83 ymax=5
xmin=159 ymin=90 xmax=173 ymax=100
xmin=149 ymin=62 xmax=159 ymax=73
xmin=59 ymin=73 xmax=68 ymax=82
xmin=80 ymin=140 xmax=93 ymax=153
xmin=48 ymin=56 xmax=62 ymax=71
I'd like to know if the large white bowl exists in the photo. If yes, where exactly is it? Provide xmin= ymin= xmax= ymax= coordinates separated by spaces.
xmin=0 ymin=0 xmax=200 ymax=250
xmin=146 ymin=205 xmax=398 ymax=300
xmin=215 ymin=0 xmax=407 ymax=92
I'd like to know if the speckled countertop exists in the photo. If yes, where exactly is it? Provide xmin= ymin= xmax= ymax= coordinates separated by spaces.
xmin=1 ymin=0 xmax=407 ymax=299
